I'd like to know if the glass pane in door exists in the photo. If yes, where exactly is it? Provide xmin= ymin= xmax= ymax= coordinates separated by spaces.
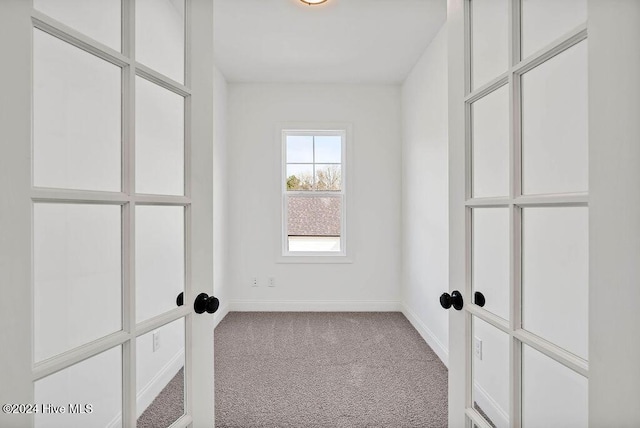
xmin=521 ymin=0 xmax=587 ymax=59
xmin=136 ymin=318 xmax=185 ymax=427
xmin=521 ymin=41 xmax=588 ymax=196
xmin=135 ymin=206 xmax=185 ymax=322
xmin=472 ymin=317 xmax=509 ymax=428
xmin=34 ymin=203 xmax=122 ymax=362
xmin=472 ymin=208 xmax=509 ymax=320
xmin=522 ymin=345 xmax=588 ymax=427
xmin=472 ymin=85 xmax=509 ymax=198
xmin=136 ymin=0 xmax=185 ymax=83
xmin=33 ymin=29 xmax=121 ymax=192
xmin=35 ymin=346 xmax=122 ymax=428
xmin=470 ymin=0 xmax=509 ymax=89
xmin=34 ymin=0 xmax=121 ymax=51
xmin=135 ymin=77 xmax=185 ymax=196
xmin=522 ymin=207 xmax=588 ymax=360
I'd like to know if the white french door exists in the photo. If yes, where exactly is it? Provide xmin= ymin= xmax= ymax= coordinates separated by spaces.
xmin=0 ymin=1 xmax=215 ymax=427
xmin=448 ymin=0 xmax=590 ymax=427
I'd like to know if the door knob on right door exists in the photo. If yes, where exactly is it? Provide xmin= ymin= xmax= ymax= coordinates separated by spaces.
xmin=440 ymin=290 xmax=464 ymax=310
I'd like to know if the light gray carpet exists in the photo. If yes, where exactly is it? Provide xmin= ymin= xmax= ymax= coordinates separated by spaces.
xmin=215 ymin=312 xmax=448 ymax=428
xmin=137 ymin=368 xmax=184 ymax=427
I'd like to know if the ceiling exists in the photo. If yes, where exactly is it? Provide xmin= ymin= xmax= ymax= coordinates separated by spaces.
xmin=213 ymin=0 xmax=446 ymax=84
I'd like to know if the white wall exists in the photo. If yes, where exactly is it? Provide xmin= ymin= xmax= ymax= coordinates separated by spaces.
xmin=213 ymin=65 xmax=230 ymax=322
xmin=400 ymin=26 xmax=449 ymax=365
xmin=227 ymin=83 xmax=402 ymax=309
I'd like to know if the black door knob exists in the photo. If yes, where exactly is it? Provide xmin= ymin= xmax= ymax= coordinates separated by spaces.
xmin=440 ymin=290 xmax=464 ymax=311
xmin=474 ymin=291 xmax=486 ymax=307
xmin=194 ymin=293 xmax=220 ymax=314
xmin=177 ymin=291 xmax=219 ymax=314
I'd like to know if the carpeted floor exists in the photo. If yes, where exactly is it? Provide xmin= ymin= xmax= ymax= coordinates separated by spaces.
xmin=139 ymin=312 xmax=448 ymax=427
xmin=137 ymin=368 xmax=184 ymax=427
xmin=215 ymin=312 xmax=448 ymax=428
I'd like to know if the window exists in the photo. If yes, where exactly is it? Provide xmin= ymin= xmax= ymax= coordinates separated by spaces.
xmin=282 ymin=129 xmax=346 ymax=256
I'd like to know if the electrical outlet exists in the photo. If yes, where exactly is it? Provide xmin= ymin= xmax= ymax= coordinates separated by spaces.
xmin=268 ymin=277 xmax=275 ymax=287
xmin=153 ymin=330 xmax=160 ymax=352
xmin=474 ymin=337 xmax=482 ymax=360
xmin=251 ymin=277 xmax=258 ymax=287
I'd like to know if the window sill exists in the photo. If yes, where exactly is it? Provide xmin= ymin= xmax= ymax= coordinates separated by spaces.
xmin=276 ymin=255 xmax=353 ymax=264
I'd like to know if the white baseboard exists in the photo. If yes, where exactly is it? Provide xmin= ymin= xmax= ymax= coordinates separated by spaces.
xmin=214 ymin=301 xmax=230 ymax=328
xmin=106 ymin=349 xmax=184 ymax=428
xmin=474 ymin=382 xmax=509 ymax=428
xmin=229 ymin=299 xmax=401 ymax=312
xmin=401 ymin=302 xmax=449 ymax=368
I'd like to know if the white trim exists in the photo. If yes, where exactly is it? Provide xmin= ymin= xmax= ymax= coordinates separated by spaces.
xmin=588 ymin=2 xmax=640 ymax=425
xmin=473 ymin=382 xmax=509 ymax=428
xmin=32 ymin=10 xmax=130 ymax=69
xmin=401 ymin=303 xmax=449 ymax=368
xmin=106 ymin=349 xmax=185 ymax=428
xmin=229 ymin=300 xmax=400 ymax=312
xmin=135 ymin=63 xmax=191 ymax=97
xmin=32 ymin=331 xmax=131 ymax=381
xmin=213 ymin=302 xmax=230 ymax=329
xmin=281 ymin=129 xmax=347 ymax=258
xmin=278 ymin=122 xmax=353 ymax=261
xmin=276 ymin=255 xmax=353 ymax=264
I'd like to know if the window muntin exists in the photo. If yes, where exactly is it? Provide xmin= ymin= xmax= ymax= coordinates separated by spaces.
xmin=283 ymin=130 xmax=346 ymax=255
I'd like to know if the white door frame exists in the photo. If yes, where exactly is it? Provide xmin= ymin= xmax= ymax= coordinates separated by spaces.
xmin=587 ymin=1 xmax=640 ymax=425
xmin=448 ymin=0 xmax=640 ymax=427
xmin=0 ymin=0 xmax=214 ymax=426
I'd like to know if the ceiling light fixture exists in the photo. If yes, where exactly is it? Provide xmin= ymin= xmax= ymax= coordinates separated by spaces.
xmin=300 ymin=0 xmax=328 ymax=5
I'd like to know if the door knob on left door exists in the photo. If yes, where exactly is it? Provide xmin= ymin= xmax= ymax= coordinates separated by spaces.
xmin=440 ymin=290 xmax=464 ymax=310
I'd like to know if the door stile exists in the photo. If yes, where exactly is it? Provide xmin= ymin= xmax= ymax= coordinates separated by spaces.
xmin=187 ymin=0 xmax=215 ymax=425
xmin=507 ymin=1 xmax=520 ymax=425
xmin=0 ymin=1 xmax=34 ymax=427
xmin=122 ymin=0 xmax=136 ymax=425
xmin=448 ymin=0 xmax=468 ymax=426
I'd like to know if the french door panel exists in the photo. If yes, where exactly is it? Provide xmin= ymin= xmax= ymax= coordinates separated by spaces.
xmin=0 ymin=1 xmax=214 ymax=427
xmin=450 ymin=1 xmax=589 ymax=427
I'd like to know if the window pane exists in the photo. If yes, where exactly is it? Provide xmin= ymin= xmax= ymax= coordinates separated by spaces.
xmin=287 ymin=197 xmax=341 ymax=252
xmin=34 ymin=203 xmax=122 ymax=362
xmin=286 ymin=164 xmax=314 ymax=191
xmin=471 ymin=0 xmax=509 ymax=89
xmin=472 ymin=208 xmax=509 ymax=320
xmin=35 ymin=346 xmax=122 ymax=428
xmin=521 ymin=41 xmax=588 ymax=196
xmin=472 ymin=85 xmax=509 ymax=198
xmin=136 ymin=0 xmax=185 ymax=83
xmin=315 ymin=164 xmax=342 ymax=191
xmin=473 ymin=316 xmax=510 ymax=428
xmin=522 ymin=345 xmax=588 ymax=427
xmin=33 ymin=29 xmax=121 ymax=192
xmin=522 ymin=207 xmax=588 ymax=360
xmin=34 ymin=0 xmax=121 ymax=51
xmin=136 ymin=77 xmax=185 ymax=196
xmin=314 ymin=136 xmax=342 ymax=163
xmin=522 ymin=0 xmax=587 ymax=59
xmin=137 ymin=318 xmax=185 ymax=427
xmin=286 ymin=135 xmax=313 ymax=163
xmin=136 ymin=206 xmax=184 ymax=323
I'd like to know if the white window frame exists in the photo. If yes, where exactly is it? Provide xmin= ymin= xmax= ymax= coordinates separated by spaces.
xmin=279 ymin=125 xmax=351 ymax=262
